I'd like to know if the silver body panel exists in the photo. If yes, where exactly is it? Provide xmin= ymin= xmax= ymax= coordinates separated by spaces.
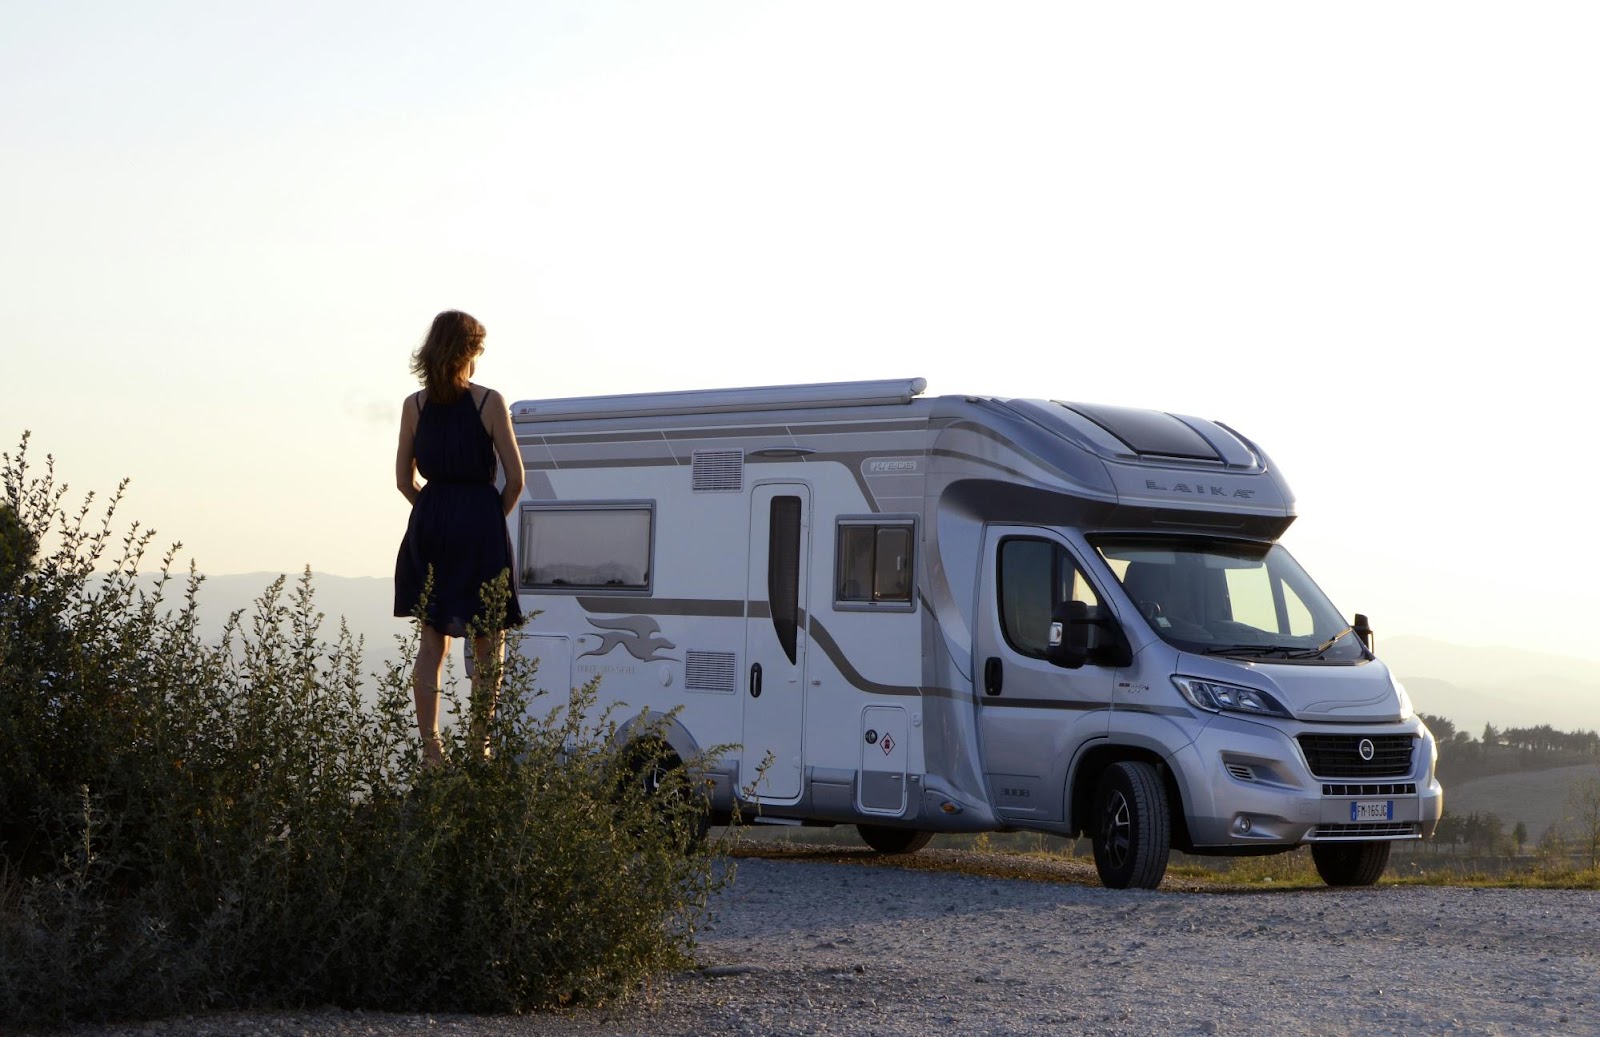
xmin=507 ymin=379 xmax=1442 ymax=850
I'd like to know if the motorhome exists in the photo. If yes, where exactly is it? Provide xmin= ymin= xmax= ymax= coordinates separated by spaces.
xmin=506 ymin=378 xmax=1441 ymax=889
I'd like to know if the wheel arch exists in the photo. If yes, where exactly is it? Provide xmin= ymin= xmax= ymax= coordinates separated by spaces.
xmin=1066 ymin=742 xmax=1195 ymax=852
xmin=611 ymin=709 xmax=736 ymax=816
xmin=612 ymin=708 xmax=701 ymax=766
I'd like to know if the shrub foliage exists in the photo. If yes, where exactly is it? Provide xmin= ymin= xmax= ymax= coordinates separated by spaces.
xmin=0 ymin=435 xmax=726 ymax=1025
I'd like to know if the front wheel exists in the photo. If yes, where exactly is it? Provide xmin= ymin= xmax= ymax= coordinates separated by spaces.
xmin=857 ymin=824 xmax=933 ymax=854
xmin=1311 ymin=841 xmax=1391 ymax=887
xmin=1092 ymin=761 xmax=1171 ymax=889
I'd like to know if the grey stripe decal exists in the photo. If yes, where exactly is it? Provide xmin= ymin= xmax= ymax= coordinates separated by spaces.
xmin=979 ymin=697 xmax=1108 ymax=711
xmin=663 ymin=425 xmax=798 ymax=440
xmin=943 ymin=420 xmax=1059 ymax=474
xmin=525 ymin=456 xmax=685 ymax=472
xmin=928 ymin=447 xmax=1031 ymax=482
xmin=560 ymin=598 xmax=964 ymax=702
xmin=519 ymin=430 xmax=673 ymax=446
xmin=807 ymin=619 xmax=921 ymax=697
xmin=521 ymin=419 xmax=927 ymax=446
xmin=574 ymin=597 xmax=745 ymax=617
xmin=665 ymin=419 xmax=927 ymax=440
xmin=522 ymin=449 xmax=887 ymax=512
xmin=1113 ymin=703 xmax=1196 ymax=719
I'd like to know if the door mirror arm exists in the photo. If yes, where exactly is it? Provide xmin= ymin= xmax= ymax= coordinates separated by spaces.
xmin=1046 ymin=601 xmax=1132 ymax=670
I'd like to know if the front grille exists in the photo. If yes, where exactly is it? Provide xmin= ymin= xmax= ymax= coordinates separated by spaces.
xmin=1323 ymin=782 xmax=1417 ymax=797
xmin=1297 ymin=734 xmax=1415 ymax=779
xmin=1312 ymin=822 xmax=1421 ymax=840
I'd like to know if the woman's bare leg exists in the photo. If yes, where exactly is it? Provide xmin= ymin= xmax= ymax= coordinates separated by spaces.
xmin=469 ymin=631 xmax=505 ymax=759
xmin=414 ymin=627 xmax=449 ymax=768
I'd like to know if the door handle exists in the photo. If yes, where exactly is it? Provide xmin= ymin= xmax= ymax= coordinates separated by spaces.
xmin=750 ymin=662 xmax=763 ymax=698
xmin=984 ymin=656 xmax=1003 ymax=696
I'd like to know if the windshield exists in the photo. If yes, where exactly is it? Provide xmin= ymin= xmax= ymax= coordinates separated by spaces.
xmin=1091 ymin=535 xmax=1367 ymax=663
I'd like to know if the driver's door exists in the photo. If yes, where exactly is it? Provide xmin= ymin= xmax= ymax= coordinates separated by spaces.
xmin=973 ymin=528 xmax=1116 ymax=823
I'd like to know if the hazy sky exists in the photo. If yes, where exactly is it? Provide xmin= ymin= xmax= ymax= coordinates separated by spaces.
xmin=3 ymin=2 xmax=1597 ymax=658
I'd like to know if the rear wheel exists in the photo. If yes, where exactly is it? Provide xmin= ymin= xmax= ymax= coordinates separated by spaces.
xmin=1311 ymin=841 xmax=1391 ymax=887
xmin=615 ymin=740 xmax=710 ymax=848
xmin=1091 ymin=761 xmax=1171 ymax=889
xmin=857 ymin=824 xmax=933 ymax=854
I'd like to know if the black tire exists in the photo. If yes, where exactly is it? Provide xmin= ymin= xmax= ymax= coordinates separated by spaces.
xmin=1091 ymin=761 xmax=1171 ymax=889
xmin=1311 ymin=841 xmax=1391 ymax=887
xmin=618 ymin=741 xmax=710 ymax=848
xmin=857 ymin=824 xmax=933 ymax=854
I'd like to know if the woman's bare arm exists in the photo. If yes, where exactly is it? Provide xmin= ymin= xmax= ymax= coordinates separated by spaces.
xmin=486 ymin=390 xmax=525 ymax=516
xmin=396 ymin=394 xmax=421 ymax=505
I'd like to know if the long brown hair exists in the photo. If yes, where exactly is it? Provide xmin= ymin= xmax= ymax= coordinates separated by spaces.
xmin=410 ymin=310 xmax=486 ymax=404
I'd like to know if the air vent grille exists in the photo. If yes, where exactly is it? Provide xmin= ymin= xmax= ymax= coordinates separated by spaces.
xmin=685 ymin=651 xmax=737 ymax=693
xmin=1312 ymin=823 xmax=1420 ymax=840
xmin=1323 ymin=783 xmax=1417 ymax=797
xmin=692 ymin=450 xmax=744 ymax=491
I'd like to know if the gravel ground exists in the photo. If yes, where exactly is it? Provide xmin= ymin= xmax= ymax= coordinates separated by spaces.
xmin=36 ymin=849 xmax=1600 ymax=1037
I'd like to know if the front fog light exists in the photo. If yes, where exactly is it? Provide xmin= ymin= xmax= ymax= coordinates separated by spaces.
xmin=1235 ymin=816 xmax=1253 ymax=835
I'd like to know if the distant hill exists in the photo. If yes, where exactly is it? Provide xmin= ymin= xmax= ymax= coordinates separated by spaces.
xmin=1445 ymin=763 xmax=1600 ymax=843
xmin=1379 ymin=636 xmax=1600 ymax=735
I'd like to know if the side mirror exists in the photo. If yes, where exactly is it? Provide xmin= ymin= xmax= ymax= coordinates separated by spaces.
xmin=1353 ymin=613 xmax=1374 ymax=653
xmin=1046 ymin=601 xmax=1133 ymax=670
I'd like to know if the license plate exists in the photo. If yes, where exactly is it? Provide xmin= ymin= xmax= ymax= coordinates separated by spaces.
xmin=1352 ymin=800 xmax=1394 ymax=822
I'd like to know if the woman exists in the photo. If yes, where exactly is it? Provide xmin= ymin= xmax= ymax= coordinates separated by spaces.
xmin=394 ymin=310 xmax=524 ymax=767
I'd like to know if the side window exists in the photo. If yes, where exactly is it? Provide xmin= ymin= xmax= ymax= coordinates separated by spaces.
xmin=519 ymin=503 xmax=653 ymax=592
xmin=769 ymin=495 xmax=802 ymax=664
xmin=835 ymin=518 xmax=915 ymax=609
xmin=998 ymin=537 xmax=1098 ymax=658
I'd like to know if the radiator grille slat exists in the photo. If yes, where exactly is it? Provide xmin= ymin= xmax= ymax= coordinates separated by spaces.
xmin=1297 ymin=734 xmax=1415 ymax=779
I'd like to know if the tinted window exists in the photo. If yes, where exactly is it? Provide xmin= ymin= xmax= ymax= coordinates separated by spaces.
xmin=997 ymin=538 xmax=1098 ymax=658
xmin=520 ymin=505 xmax=652 ymax=590
xmin=836 ymin=521 xmax=915 ymax=606
xmin=769 ymin=496 xmax=801 ymax=664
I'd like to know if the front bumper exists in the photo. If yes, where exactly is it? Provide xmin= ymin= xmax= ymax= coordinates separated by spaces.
xmin=1174 ymin=713 xmax=1443 ymax=850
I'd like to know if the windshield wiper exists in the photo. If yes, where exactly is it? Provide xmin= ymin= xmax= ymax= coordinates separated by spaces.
xmin=1200 ymin=644 xmax=1304 ymax=657
xmin=1281 ymin=626 xmax=1354 ymax=660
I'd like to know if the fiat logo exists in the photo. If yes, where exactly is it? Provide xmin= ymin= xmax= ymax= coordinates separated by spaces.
xmin=1358 ymin=738 xmax=1376 ymax=761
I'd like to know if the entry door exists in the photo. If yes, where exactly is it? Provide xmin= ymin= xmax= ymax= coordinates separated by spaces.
xmin=742 ymin=484 xmax=810 ymax=800
xmin=974 ymin=527 xmax=1116 ymax=823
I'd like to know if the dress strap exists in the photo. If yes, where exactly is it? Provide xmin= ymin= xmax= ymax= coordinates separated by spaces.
xmin=476 ymin=388 xmax=492 ymax=415
xmin=413 ymin=391 xmax=426 ymax=414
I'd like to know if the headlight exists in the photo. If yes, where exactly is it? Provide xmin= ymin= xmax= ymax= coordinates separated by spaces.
xmin=1172 ymin=676 xmax=1291 ymax=719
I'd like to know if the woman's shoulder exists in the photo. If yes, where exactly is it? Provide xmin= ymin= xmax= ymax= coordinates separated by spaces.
xmin=467 ymin=383 xmax=504 ymax=406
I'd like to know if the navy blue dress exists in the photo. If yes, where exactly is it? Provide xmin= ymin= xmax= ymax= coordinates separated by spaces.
xmin=394 ymin=388 xmax=523 ymax=636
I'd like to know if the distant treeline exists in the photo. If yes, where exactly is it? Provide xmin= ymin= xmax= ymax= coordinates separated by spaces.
xmin=1421 ymin=713 xmax=1600 ymax=783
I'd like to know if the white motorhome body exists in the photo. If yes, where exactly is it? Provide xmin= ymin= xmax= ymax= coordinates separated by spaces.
xmin=507 ymin=378 xmax=1441 ymax=888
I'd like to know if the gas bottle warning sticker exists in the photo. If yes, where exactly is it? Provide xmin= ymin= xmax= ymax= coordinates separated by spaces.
xmin=880 ymin=733 xmax=895 ymax=755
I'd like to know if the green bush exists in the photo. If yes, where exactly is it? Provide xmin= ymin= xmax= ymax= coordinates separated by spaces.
xmin=0 ymin=434 xmax=728 ymax=1025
